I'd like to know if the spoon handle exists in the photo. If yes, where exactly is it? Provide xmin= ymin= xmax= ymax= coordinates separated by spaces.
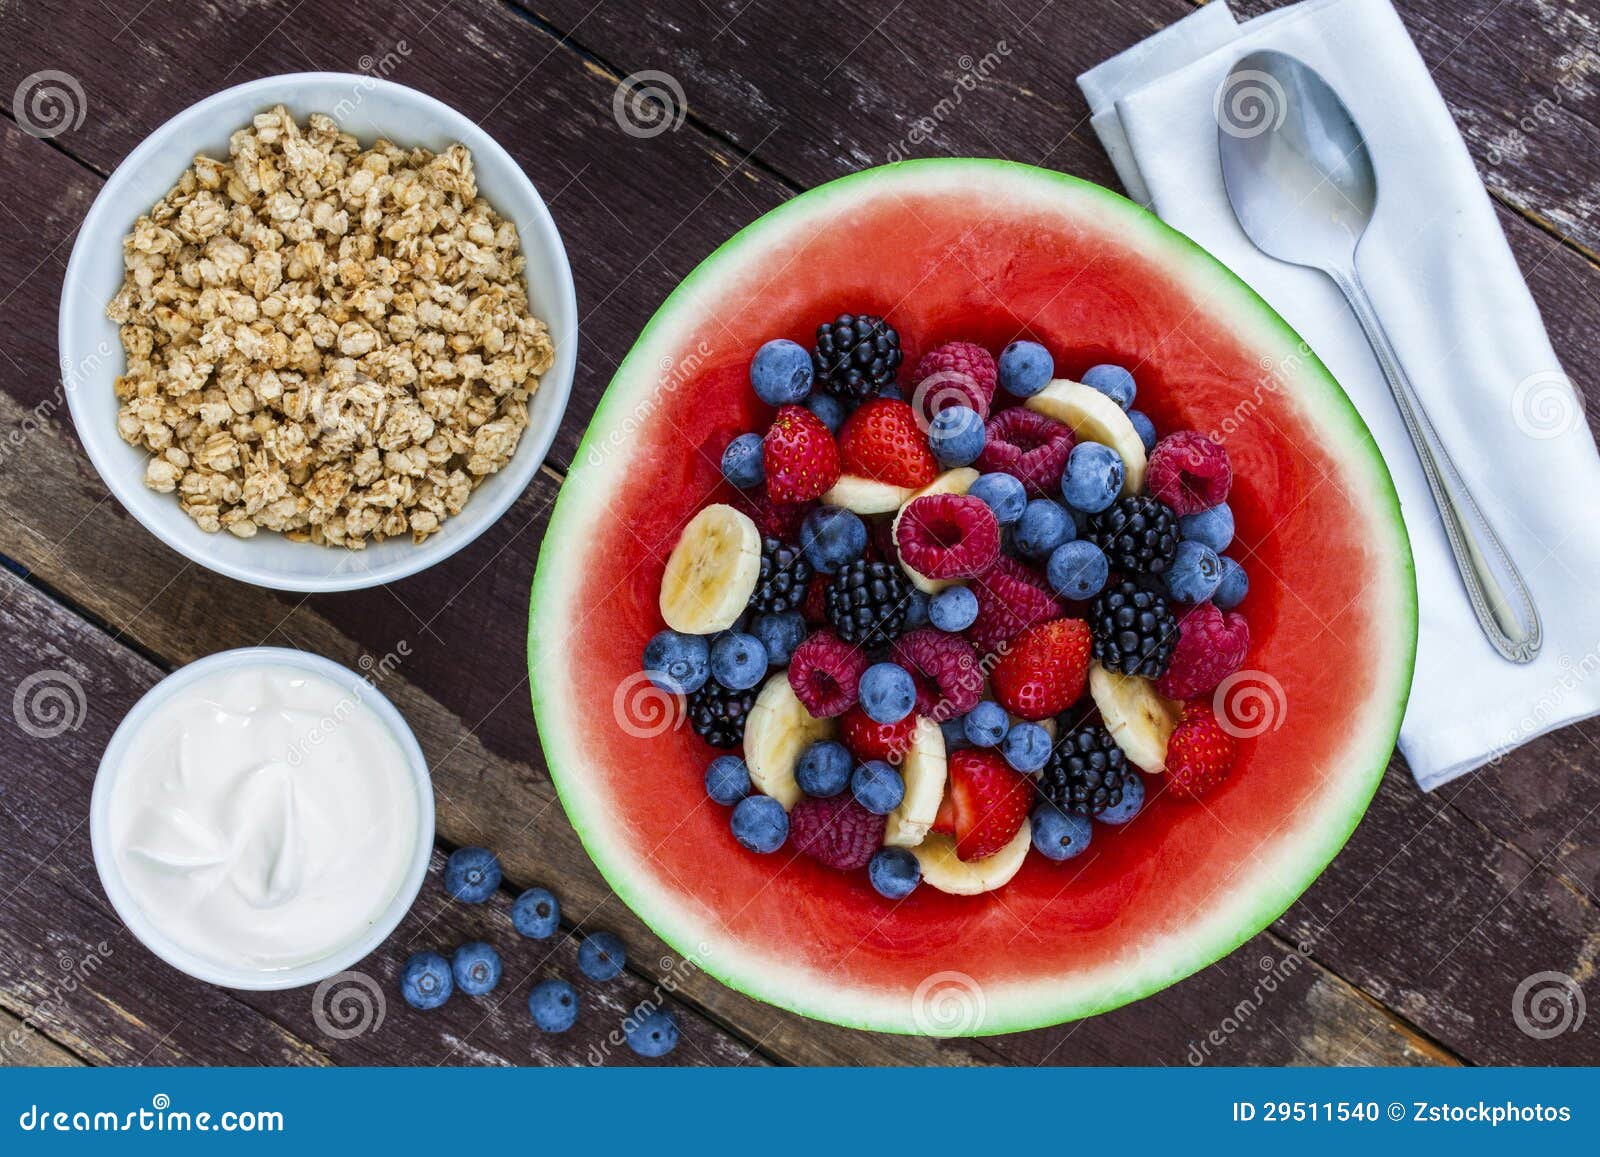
xmin=1327 ymin=265 xmax=1541 ymax=663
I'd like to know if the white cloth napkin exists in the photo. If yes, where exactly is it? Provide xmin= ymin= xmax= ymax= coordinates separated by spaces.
xmin=1079 ymin=0 xmax=1600 ymax=790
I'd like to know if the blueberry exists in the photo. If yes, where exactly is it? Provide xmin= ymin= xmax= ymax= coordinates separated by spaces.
xmin=1180 ymin=503 xmax=1234 ymax=552
xmin=578 ymin=931 xmax=627 ymax=982
xmin=709 ymin=630 xmax=768 ymax=690
xmin=641 ymin=630 xmax=709 ymax=696
xmin=1047 ymin=540 xmax=1109 ymax=600
xmin=399 ymin=951 xmax=453 ymax=1010
xmin=750 ymin=338 xmax=813 ymax=405
xmin=512 ymin=886 xmax=561 ymax=939
xmin=1127 ymin=409 xmax=1157 ymax=453
xmin=1002 ymin=722 xmax=1052 ymax=772
xmin=1013 ymin=499 xmax=1074 ymax=560
xmin=1164 ymin=539 xmax=1222 ymax=603
xmin=443 ymin=847 xmax=501 ymax=903
xmin=868 ymin=846 xmax=922 ymax=899
xmin=800 ymin=505 xmax=867 ymax=574
xmin=929 ymin=586 xmax=979 ymax=632
xmin=750 ymin=611 xmax=806 ymax=667
xmin=731 ymin=794 xmax=788 ymax=853
xmin=795 ymin=740 xmax=852 ymax=798
xmin=998 ymin=340 xmax=1053 ymax=397
xmin=1061 ymin=442 xmax=1125 ymax=514
xmin=451 ymin=941 xmax=503 ymax=996
xmin=939 ymin=716 xmax=970 ymax=751
xmin=859 ymin=662 xmax=916 ymax=724
xmin=1097 ymin=772 xmax=1145 ymax=825
xmin=851 ymin=759 xmax=906 ymax=815
xmin=963 ymin=701 xmax=1009 ymax=747
xmin=969 ymin=472 xmax=1027 ymax=526
xmin=902 ymin=589 xmax=931 ymax=630
xmin=720 ymin=432 xmax=764 ymax=489
xmin=927 ymin=405 xmax=986 ymax=467
xmin=804 ymin=391 xmax=847 ymax=435
xmin=1081 ymin=363 xmax=1135 ymax=409
xmin=880 ymin=382 xmax=904 ymax=401
xmin=626 ymin=1008 xmax=681 ymax=1058
xmin=528 ymin=978 xmax=578 ymax=1032
xmin=705 ymin=755 xmax=753 ymax=805
xmin=1031 ymin=807 xmax=1093 ymax=860
xmin=1214 ymin=557 xmax=1249 ymax=610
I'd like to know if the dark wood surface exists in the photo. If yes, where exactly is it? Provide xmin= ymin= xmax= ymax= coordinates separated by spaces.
xmin=0 ymin=0 xmax=1595 ymax=1066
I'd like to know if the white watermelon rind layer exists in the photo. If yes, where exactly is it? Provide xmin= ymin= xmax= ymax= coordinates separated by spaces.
xmin=529 ymin=159 xmax=1417 ymax=1036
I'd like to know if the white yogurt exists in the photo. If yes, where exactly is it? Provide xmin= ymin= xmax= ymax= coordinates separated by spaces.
xmin=102 ymin=660 xmax=423 ymax=976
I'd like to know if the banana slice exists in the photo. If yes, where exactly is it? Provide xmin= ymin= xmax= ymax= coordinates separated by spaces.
xmin=824 ymin=473 xmax=914 ymax=515
xmin=1089 ymin=662 xmax=1182 ymax=772
xmin=658 ymin=504 xmax=762 ymax=634
xmin=1025 ymin=380 xmax=1146 ymax=495
xmin=743 ymin=673 xmax=834 ymax=810
xmin=883 ymin=715 xmax=947 ymax=848
xmin=890 ymin=467 xmax=981 ymax=594
xmin=912 ymin=820 xmax=1033 ymax=895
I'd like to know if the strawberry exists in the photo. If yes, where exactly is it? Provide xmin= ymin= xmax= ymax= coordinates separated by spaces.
xmin=837 ymin=398 xmax=939 ymax=489
xmin=1165 ymin=701 xmax=1237 ymax=800
xmin=933 ymin=749 xmax=1033 ymax=861
xmin=990 ymin=618 xmax=1091 ymax=720
xmin=840 ymin=705 xmax=919 ymax=763
xmin=764 ymin=404 xmax=840 ymax=503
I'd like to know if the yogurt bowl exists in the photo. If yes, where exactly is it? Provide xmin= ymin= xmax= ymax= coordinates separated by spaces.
xmin=90 ymin=647 xmax=435 ymax=990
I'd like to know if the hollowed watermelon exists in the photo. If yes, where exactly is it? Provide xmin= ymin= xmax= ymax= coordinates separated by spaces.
xmin=529 ymin=160 xmax=1415 ymax=1035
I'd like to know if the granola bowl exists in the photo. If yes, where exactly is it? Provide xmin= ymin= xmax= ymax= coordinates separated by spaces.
xmin=60 ymin=73 xmax=577 ymax=592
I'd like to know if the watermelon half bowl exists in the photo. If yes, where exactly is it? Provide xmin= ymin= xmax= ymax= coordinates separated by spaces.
xmin=529 ymin=160 xmax=1416 ymax=1036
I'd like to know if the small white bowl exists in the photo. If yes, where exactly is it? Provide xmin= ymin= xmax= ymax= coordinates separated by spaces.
xmin=60 ymin=73 xmax=577 ymax=592
xmin=90 ymin=647 xmax=435 ymax=990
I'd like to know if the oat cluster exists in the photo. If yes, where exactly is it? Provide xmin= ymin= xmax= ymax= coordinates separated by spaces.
xmin=106 ymin=106 xmax=555 ymax=548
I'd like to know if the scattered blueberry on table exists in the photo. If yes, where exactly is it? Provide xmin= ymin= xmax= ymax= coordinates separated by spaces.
xmin=443 ymin=847 xmax=502 ymax=903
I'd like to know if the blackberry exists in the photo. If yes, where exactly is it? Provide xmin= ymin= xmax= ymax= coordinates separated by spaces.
xmin=1085 ymin=495 xmax=1180 ymax=575
xmin=1090 ymin=579 xmax=1178 ymax=678
xmin=747 ymin=536 xmax=813 ymax=615
xmin=687 ymin=680 xmax=757 ymax=748
xmin=813 ymin=313 xmax=902 ymax=403
xmin=1037 ymin=725 xmax=1129 ymax=816
xmin=825 ymin=558 xmax=912 ymax=649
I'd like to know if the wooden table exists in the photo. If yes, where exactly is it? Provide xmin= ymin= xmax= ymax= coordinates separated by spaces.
xmin=1 ymin=0 xmax=1596 ymax=1068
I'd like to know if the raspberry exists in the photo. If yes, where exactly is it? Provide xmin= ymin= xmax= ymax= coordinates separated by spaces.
xmin=789 ymin=793 xmax=886 ymax=870
xmin=966 ymin=556 xmax=1065 ymax=654
xmin=975 ymin=409 xmax=1075 ymax=497
xmin=1165 ymin=701 xmax=1237 ymax=800
xmin=840 ymin=705 xmax=919 ymax=764
xmin=895 ymin=494 xmax=1001 ymax=580
xmin=889 ymin=628 xmax=984 ymax=721
xmin=1155 ymin=601 xmax=1249 ymax=700
xmin=788 ymin=630 xmax=869 ymax=717
xmin=1147 ymin=431 xmax=1232 ymax=516
xmin=908 ymin=341 xmax=997 ymax=423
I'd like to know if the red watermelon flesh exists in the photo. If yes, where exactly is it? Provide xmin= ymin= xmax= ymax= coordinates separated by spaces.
xmin=530 ymin=160 xmax=1415 ymax=1035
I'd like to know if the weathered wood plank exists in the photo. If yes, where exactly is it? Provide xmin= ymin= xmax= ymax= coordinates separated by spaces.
xmin=0 ymin=1009 xmax=85 ymax=1068
xmin=0 ymin=565 xmax=761 ymax=1066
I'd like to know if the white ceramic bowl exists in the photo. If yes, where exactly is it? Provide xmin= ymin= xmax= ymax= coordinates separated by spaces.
xmin=90 ymin=647 xmax=436 ymax=990
xmin=60 ymin=73 xmax=577 ymax=592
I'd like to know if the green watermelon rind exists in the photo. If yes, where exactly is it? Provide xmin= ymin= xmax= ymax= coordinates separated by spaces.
xmin=528 ymin=159 xmax=1417 ymax=1036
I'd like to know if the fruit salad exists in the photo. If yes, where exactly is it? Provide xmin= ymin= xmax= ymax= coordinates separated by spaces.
xmin=640 ymin=313 xmax=1254 ymax=900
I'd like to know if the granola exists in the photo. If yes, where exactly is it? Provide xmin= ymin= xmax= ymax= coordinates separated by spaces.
xmin=106 ymin=106 xmax=555 ymax=548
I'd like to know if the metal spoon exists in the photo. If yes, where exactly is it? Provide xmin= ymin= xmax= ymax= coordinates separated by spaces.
xmin=1218 ymin=50 xmax=1541 ymax=663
